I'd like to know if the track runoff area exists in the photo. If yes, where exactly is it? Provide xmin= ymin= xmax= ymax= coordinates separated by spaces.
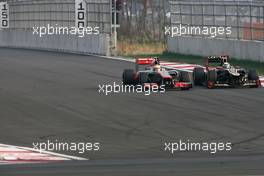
xmin=0 ymin=53 xmax=263 ymax=165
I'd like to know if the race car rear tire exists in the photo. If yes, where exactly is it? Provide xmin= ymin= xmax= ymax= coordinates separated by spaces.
xmin=139 ymin=72 xmax=150 ymax=85
xmin=248 ymin=69 xmax=258 ymax=81
xmin=207 ymin=70 xmax=217 ymax=82
xmin=193 ymin=67 xmax=205 ymax=85
xmin=207 ymin=70 xmax=217 ymax=88
xmin=123 ymin=69 xmax=135 ymax=85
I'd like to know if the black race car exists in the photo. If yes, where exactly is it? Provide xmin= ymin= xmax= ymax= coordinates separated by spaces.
xmin=193 ymin=55 xmax=261 ymax=88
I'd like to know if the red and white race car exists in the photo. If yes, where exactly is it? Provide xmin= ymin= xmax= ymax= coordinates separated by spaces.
xmin=122 ymin=57 xmax=192 ymax=90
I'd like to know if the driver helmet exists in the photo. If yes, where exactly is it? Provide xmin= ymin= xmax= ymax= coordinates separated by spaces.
xmin=153 ymin=57 xmax=160 ymax=65
xmin=153 ymin=64 xmax=161 ymax=72
xmin=223 ymin=62 xmax=231 ymax=69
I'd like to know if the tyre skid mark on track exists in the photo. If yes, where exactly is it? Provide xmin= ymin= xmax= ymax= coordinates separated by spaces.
xmin=0 ymin=143 xmax=87 ymax=165
xmin=126 ymin=96 xmax=248 ymax=137
xmin=125 ymin=117 xmax=151 ymax=139
xmin=233 ymin=133 xmax=264 ymax=146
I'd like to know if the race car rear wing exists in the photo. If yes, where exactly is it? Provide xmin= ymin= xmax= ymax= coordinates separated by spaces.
xmin=136 ymin=58 xmax=155 ymax=65
xmin=206 ymin=55 xmax=230 ymax=67
xmin=135 ymin=57 xmax=194 ymax=73
xmin=136 ymin=57 xmax=160 ymax=71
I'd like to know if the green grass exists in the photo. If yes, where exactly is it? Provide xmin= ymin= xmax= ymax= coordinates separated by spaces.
xmin=123 ymin=52 xmax=264 ymax=75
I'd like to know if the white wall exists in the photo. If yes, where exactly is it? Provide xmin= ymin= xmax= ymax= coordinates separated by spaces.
xmin=0 ymin=29 xmax=110 ymax=56
xmin=168 ymin=36 xmax=264 ymax=62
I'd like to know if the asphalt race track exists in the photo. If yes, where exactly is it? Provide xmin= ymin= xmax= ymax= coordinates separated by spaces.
xmin=0 ymin=48 xmax=264 ymax=175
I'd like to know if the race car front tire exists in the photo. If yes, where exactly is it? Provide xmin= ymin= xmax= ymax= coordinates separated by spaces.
xmin=179 ymin=71 xmax=191 ymax=82
xmin=193 ymin=67 xmax=205 ymax=85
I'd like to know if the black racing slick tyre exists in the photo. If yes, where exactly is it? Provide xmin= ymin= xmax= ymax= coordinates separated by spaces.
xmin=207 ymin=70 xmax=217 ymax=82
xmin=180 ymin=71 xmax=191 ymax=82
xmin=193 ymin=67 xmax=205 ymax=85
xmin=123 ymin=69 xmax=135 ymax=85
xmin=248 ymin=69 xmax=258 ymax=81
xmin=138 ymin=72 xmax=150 ymax=85
xmin=207 ymin=70 xmax=217 ymax=89
xmin=248 ymin=69 xmax=259 ymax=88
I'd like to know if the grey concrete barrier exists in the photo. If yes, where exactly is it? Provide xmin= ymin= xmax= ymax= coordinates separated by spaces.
xmin=168 ymin=36 xmax=264 ymax=62
xmin=0 ymin=29 xmax=110 ymax=56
